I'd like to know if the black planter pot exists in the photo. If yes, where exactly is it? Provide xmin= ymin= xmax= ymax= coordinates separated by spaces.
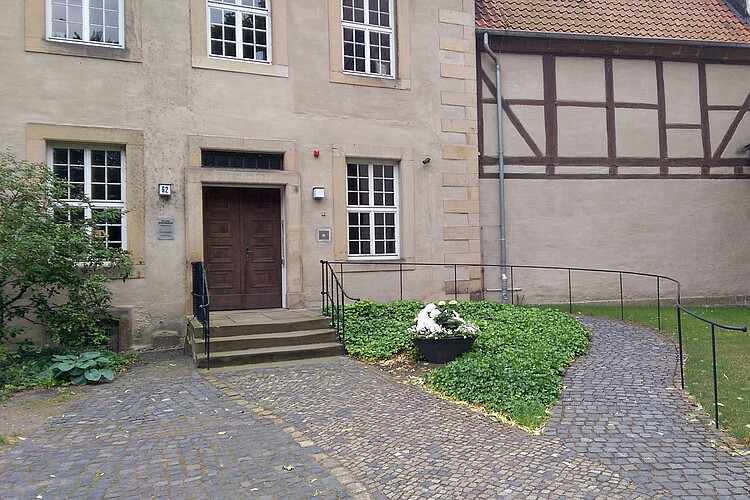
xmin=412 ymin=336 xmax=477 ymax=364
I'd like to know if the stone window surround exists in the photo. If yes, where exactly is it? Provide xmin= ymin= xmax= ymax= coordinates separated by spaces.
xmin=190 ymin=0 xmax=289 ymax=78
xmin=25 ymin=123 xmax=146 ymax=277
xmin=25 ymin=0 xmax=142 ymax=62
xmin=185 ymin=135 xmax=303 ymax=312
xmin=332 ymin=143 xmax=415 ymax=265
xmin=328 ymin=0 xmax=411 ymax=90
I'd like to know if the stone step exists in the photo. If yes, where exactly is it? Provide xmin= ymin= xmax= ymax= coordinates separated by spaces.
xmin=191 ymin=316 xmax=332 ymax=337
xmin=191 ymin=329 xmax=337 ymax=353
xmin=194 ymin=342 xmax=344 ymax=368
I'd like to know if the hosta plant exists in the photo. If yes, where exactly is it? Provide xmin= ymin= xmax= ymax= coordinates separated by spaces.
xmin=39 ymin=351 xmax=115 ymax=386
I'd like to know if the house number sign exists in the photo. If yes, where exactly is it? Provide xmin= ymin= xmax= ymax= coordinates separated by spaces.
xmin=157 ymin=218 xmax=174 ymax=240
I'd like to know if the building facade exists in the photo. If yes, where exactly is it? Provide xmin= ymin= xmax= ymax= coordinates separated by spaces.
xmin=1 ymin=0 xmax=749 ymax=348
xmin=2 ymin=0 xmax=480 ymax=347
xmin=476 ymin=0 xmax=750 ymax=304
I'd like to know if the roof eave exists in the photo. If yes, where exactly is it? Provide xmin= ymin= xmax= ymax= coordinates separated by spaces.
xmin=475 ymin=27 xmax=750 ymax=50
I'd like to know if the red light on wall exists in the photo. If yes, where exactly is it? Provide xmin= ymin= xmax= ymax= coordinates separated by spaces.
xmin=314 ymin=150 xmax=320 ymax=157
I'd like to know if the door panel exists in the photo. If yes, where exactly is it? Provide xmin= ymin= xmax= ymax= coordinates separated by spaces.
xmin=203 ymin=187 xmax=282 ymax=310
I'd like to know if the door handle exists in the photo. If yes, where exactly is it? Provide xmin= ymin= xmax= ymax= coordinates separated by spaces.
xmin=246 ymin=246 xmax=250 ymax=262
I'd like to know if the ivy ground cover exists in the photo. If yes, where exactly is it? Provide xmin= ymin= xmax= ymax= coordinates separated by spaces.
xmin=340 ymin=301 xmax=590 ymax=428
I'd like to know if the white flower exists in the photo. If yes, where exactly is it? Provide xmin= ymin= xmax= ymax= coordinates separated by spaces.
xmin=409 ymin=302 xmax=479 ymax=339
xmin=437 ymin=300 xmax=446 ymax=307
xmin=448 ymin=300 xmax=457 ymax=306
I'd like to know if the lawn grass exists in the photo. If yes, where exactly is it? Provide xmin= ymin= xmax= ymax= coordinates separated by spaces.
xmin=546 ymin=304 xmax=750 ymax=445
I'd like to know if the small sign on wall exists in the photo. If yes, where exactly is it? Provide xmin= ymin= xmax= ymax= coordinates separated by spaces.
xmin=157 ymin=218 xmax=174 ymax=240
xmin=158 ymin=184 xmax=172 ymax=196
xmin=317 ymin=227 xmax=332 ymax=243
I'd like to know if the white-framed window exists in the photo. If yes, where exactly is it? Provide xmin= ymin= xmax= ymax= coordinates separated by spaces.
xmin=48 ymin=146 xmax=127 ymax=249
xmin=47 ymin=0 xmax=124 ymax=47
xmin=207 ymin=0 xmax=271 ymax=63
xmin=346 ymin=162 xmax=398 ymax=257
xmin=341 ymin=0 xmax=394 ymax=77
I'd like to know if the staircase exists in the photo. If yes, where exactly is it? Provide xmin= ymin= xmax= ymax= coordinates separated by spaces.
xmin=186 ymin=309 xmax=343 ymax=369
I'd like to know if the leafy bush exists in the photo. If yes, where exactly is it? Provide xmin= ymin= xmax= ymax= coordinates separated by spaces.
xmin=0 ymin=151 xmax=132 ymax=347
xmin=0 ymin=345 xmax=135 ymax=399
xmin=336 ymin=300 xmax=425 ymax=360
xmin=341 ymin=300 xmax=590 ymax=428
xmin=39 ymin=351 xmax=115 ymax=386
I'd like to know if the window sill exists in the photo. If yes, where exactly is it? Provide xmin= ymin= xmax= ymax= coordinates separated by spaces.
xmin=25 ymin=37 xmax=141 ymax=62
xmin=330 ymin=70 xmax=411 ymax=90
xmin=193 ymin=55 xmax=289 ymax=78
xmin=338 ymin=259 xmax=417 ymax=273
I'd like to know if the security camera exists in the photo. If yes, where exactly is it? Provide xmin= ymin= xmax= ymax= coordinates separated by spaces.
xmin=422 ymin=157 xmax=431 ymax=165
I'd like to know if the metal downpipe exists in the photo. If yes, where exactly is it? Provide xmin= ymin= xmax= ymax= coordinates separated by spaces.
xmin=482 ymin=32 xmax=508 ymax=303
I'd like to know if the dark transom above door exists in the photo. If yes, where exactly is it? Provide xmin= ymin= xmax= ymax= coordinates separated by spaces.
xmin=202 ymin=187 xmax=282 ymax=310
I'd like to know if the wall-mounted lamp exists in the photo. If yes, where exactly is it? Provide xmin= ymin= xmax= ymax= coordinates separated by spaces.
xmin=421 ymin=157 xmax=431 ymax=165
xmin=312 ymin=187 xmax=325 ymax=199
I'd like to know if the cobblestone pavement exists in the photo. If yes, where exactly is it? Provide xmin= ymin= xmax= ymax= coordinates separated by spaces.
xmin=546 ymin=316 xmax=750 ymax=499
xmin=215 ymin=317 xmax=750 ymax=499
xmin=2 ymin=317 xmax=749 ymax=499
xmin=0 ymin=351 xmax=354 ymax=500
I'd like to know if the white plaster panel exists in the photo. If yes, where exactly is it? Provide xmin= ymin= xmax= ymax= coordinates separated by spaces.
xmin=556 ymin=57 xmax=606 ymax=102
xmin=496 ymin=53 xmax=544 ymax=100
xmin=706 ymin=64 xmax=750 ymax=106
xmin=483 ymin=103 xmax=533 ymax=157
xmin=615 ymin=108 xmax=660 ymax=157
xmin=612 ymin=59 xmax=657 ymax=104
xmin=663 ymin=62 xmax=700 ymax=124
xmin=511 ymin=105 xmax=546 ymax=154
xmin=557 ymin=107 xmax=608 ymax=157
xmin=667 ymin=129 xmax=704 ymax=158
xmin=709 ymin=112 xmax=750 ymax=158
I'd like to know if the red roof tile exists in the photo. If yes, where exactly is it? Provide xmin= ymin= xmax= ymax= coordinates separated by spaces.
xmin=476 ymin=0 xmax=750 ymax=44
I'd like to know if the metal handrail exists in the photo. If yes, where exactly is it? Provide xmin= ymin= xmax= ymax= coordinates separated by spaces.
xmin=320 ymin=260 xmax=747 ymax=429
xmin=191 ymin=261 xmax=211 ymax=370
xmin=320 ymin=260 xmax=360 ymax=353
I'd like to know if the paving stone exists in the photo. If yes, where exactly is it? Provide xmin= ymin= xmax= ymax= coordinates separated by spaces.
xmin=0 ymin=351 xmax=352 ymax=499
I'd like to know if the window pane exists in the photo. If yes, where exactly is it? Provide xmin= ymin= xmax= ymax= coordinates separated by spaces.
xmin=92 ymin=166 xmax=106 ymax=182
xmin=70 ymin=165 xmax=84 ymax=182
xmin=53 ymin=148 xmax=68 ymax=165
xmin=108 ymin=167 xmax=121 ymax=183
xmin=107 ymin=184 xmax=121 ymax=201
xmin=106 ymin=150 xmax=121 ymax=165
xmin=92 ymin=184 xmax=106 ymax=200
xmin=70 ymin=149 xmax=84 ymax=164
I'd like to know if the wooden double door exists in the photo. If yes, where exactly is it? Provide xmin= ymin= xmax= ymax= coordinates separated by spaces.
xmin=202 ymin=187 xmax=282 ymax=310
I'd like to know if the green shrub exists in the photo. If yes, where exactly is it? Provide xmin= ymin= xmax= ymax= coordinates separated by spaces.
xmin=340 ymin=300 xmax=590 ymax=428
xmin=0 ymin=151 xmax=132 ymax=347
xmin=335 ymin=300 xmax=425 ymax=360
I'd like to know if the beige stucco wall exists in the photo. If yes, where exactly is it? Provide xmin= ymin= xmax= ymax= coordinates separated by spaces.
xmin=1 ymin=0 xmax=478 ymax=346
xmin=480 ymin=179 xmax=750 ymax=304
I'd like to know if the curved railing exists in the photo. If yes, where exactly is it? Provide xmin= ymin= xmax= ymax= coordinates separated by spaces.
xmin=320 ymin=260 xmax=746 ymax=429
